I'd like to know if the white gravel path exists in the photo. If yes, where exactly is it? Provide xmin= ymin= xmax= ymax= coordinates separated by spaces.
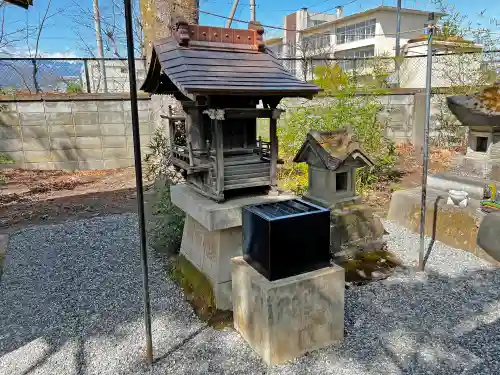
xmin=1 ymin=214 xmax=500 ymax=375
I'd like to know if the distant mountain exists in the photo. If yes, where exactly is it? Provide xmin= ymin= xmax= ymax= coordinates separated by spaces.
xmin=0 ymin=60 xmax=82 ymax=92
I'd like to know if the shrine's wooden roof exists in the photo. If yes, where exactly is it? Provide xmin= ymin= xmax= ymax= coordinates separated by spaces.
xmin=141 ymin=20 xmax=320 ymax=101
xmin=4 ymin=0 xmax=33 ymax=8
xmin=293 ymin=128 xmax=374 ymax=171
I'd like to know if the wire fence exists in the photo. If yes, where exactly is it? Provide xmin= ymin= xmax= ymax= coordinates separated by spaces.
xmin=279 ymin=50 xmax=500 ymax=90
xmin=0 ymin=58 xmax=147 ymax=95
xmin=0 ymin=51 xmax=499 ymax=94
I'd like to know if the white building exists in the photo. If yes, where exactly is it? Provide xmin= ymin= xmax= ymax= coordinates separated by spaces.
xmin=267 ymin=6 xmax=445 ymax=81
xmin=81 ymin=59 xmax=147 ymax=93
xmin=400 ymin=39 xmax=484 ymax=88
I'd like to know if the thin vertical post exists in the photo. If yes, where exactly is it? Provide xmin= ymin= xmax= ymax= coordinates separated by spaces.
xmin=83 ymin=59 xmax=91 ymax=93
xmin=269 ymin=117 xmax=278 ymax=189
xmin=418 ymin=25 xmax=433 ymax=272
xmin=250 ymin=0 xmax=256 ymax=22
xmin=93 ymin=0 xmax=108 ymax=93
xmin=395 ymin=0 xmax=402 ymax=87
xmin=124 ymin=0 xmax=153 ymax=366
xmin=214 ymin=119 xmax=224 ymax=197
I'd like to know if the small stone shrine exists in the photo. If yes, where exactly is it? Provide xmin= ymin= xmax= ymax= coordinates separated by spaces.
xmin=293 ymin=128 xmax=386 ymax=258
xmin=447 ymin=84 xmax=500 ymax=182
xmin=388 ymin=83 xmax=500 ymax=262
xmin=293 ymin=128 xmax=374 ymax=207
xmin=141 ymin=18 xmax=320 ymax=310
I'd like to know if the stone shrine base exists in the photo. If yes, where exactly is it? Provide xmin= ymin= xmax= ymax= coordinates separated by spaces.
xmin=232 ymin=257 xmax=345 ymax=365
xmin=387 ymin=185 xmax=498 ymax=264
xmin=171 ymin=184 xmax=294 ymax=310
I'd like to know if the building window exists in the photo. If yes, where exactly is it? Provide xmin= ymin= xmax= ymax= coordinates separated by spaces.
xmin=336 ymin=18 xmax=376 ymax=45
xmin=302 ymin=32 xmax=330 ymax=51
xmin=476 ymin=136 xmax=489 ymax=152
xmin=336 ymin=171 xmax=348 ymax=191
xmin=308 ymin=19 xmax=327 ymax=28
xmin=336 ymin=46 xmax=375 ymax=71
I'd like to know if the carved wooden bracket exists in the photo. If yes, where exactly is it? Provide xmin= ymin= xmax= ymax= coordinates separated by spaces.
xmin=172 ymin=16 xmax=190 ymax=47
xmin=248 ymin=21 xmax=265 ymax=52
xmin=203 ymin=109 xmax=225 ymax=120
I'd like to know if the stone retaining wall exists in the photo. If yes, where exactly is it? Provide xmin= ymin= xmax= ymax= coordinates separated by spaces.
xmin=0 ymin=91 xmax=444 ymax=171
xmin=0 ymin=93 xmax=158 ymax=170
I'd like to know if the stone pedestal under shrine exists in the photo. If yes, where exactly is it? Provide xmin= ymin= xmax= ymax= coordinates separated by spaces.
xmin=170 ymin=184 xmax=294 ymax=310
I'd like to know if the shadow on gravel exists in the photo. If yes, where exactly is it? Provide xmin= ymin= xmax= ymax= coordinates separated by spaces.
xmin=2 ymin=214 xmax=500 ymax=375
xmin=0 ymin=215 xmax=203 ymax=375
xmin=335 ymin=267 xmax=500 ymax=375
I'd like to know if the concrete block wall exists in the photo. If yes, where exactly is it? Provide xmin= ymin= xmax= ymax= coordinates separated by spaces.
xmin=0 ymin=94 xmax=156 ymax=170
xmin=377 ymin=94 xmax=414 ymax=142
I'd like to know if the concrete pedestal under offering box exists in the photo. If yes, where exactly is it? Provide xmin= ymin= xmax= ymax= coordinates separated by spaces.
xmin=232 ymin=257 xmax=345 ymax=365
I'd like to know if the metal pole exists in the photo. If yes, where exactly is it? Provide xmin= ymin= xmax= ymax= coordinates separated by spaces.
xmin=124 ymin=0 xmax=153 ymax=365
xmin=226 ymin=0 xmax=240 ymax=28
xmin=395 ymin=0 xmax=402 ymax=58
xmin=250 ymin=0 xmax=255 ymax=22
xmin=395 ymin=0 xmax=402 ymax=87
xmin=418 ymin=25 xmax=433 ymax=272
xmin=93 ymin=0 xmax=108 ymax=93
xmin=83 ymin=59 xmax=91 ymax=93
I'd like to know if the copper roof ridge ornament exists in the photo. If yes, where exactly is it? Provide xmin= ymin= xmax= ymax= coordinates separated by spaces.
xmin=172 ymin=16 xmax=190 ymax=47
xmin=248 ymin=21 xmax=265 ymax=52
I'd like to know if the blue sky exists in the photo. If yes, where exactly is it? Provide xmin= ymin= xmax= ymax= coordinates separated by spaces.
xmin=1 ymin=0 xmax=498 ymax=57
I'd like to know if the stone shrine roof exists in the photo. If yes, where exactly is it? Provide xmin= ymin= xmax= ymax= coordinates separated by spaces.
xmin=140 ymin=18 xmax=320 ymax=101
xmin=293 ymin=128 xmax=374 ymax=171
xmin=447 ymin=82 xmax=500 ymax=127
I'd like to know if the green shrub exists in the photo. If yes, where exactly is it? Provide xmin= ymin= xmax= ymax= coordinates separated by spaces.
xmin=149 ymin=181 xmax=185 ymax=255
xmin=66 ymin=82 xmax=83 ymax=93
xmin=0 ymin=153 xmax=14 ymax=165
xmin=277 ymin=65 xmax=396 ymax=195
xmin=143 ymin=127 xmax=185 ymax=255
xmin=0 ymin=153 xmax=14 ymax=186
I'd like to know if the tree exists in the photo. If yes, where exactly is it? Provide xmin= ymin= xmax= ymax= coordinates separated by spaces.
xmin=24 ymin=0 xmax=63 ymax=93
xmin=289 ymin=32 xmax=334 ymax=82
xmin=139 ymin=0 xmax=199 ymax=62
xmin=0 ymin=1 xmax=28 ymax=52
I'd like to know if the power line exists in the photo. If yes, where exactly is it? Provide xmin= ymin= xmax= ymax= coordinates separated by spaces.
xmin=198 ymin=7 xmax=425 ymax=35
xmin=196 ymin=5 xmax=500 ymax=37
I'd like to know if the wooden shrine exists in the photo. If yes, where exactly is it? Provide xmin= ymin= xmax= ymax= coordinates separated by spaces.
xmin=141 ymin=18 xmax=320 ymax=201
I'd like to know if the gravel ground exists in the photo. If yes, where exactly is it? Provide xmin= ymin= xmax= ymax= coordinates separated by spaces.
xmin=2 ymin=214 xmax=500 ymax=375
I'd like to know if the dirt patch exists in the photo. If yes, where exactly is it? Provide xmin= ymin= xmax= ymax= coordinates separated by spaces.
xmin=0 ymin=167 xmax=140 ymax=233
xmin=363 ymin=143 xmax=460 ymax=217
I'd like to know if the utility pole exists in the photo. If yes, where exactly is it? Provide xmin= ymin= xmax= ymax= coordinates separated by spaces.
xmin=93 ymin=0 xmax=108 ymax=93
xmin=226 ymin=0 xmax=240 ymax=28
xmin=395 ymin=0 xmax=402 ymax=87
xmin=250 ymin=0 xmax=255 ymax=22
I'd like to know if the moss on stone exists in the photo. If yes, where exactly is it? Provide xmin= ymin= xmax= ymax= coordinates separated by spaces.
xmin=170 ymin=254 xmax=233 ymax=329
xmin=330 ymin=204 xmax=385 ymax=253
xmin=337 ymin=247 xmax=402 ymax=284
